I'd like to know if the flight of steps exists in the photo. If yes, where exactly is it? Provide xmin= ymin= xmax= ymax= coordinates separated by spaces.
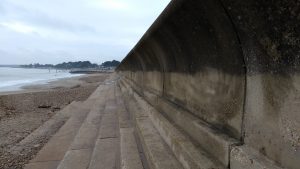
xmin=118 ymin=77 xmax=240 ymax=169
xmin=25 ymin=75 xmax=239 ymax=169
xmin=25 ymin=78 xmax=144 ymax=169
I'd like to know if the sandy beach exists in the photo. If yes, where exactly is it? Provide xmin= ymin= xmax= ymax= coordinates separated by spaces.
xmin=0 ymin=73 xmax=110 ymax=169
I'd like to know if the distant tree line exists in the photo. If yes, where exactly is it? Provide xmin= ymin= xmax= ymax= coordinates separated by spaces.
xmin=101 ymin=60 xmax=120 ymax=67
xmin=55 ymin=61 xmax=98 ymax=69
xmin=21 ymin=60 xmax=120 ymax=69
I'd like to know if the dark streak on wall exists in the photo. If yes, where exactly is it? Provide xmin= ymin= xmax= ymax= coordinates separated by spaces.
xmin=117 ymin=0 xmax=300 ymax=168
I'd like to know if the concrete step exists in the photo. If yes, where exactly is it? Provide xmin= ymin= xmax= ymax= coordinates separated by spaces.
xmin=230 ymin=145 xmax=283 ymax=169
xmin=27 ymin=77 xmax=220 ymax=169
xmin=133 ymin=93 xmax=225 ymax=169
xmin=25 ymin=84 xmax=109 ymax=169
xmin=25 ymin=76 xmax=146 ymax=169
xmin=120 ymin=128 xmax=144 ymax=169
xmin=24 ymin=101 xmax=91 ymax=169
xmin=89 ymin=137 xmax=118 ymax=169
xmin=10 ymin=101 xmax=80 ymax=155
xmin=153 ymin=96 xmax=239 ymax=167
xmin=88 ymin=84 xmax=120 ymax=169
xmin=115 ymin=86 xmax=144 ymax=169
xmin=56 ymin=85 xmax=109 ymax=169
xmin=120 ymin=75 xmax=238 ymax=168
xmin=124 ymin=93 xmax=184 ymax=169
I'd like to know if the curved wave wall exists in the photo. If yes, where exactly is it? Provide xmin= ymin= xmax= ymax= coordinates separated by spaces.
xmin=117 ymin=0 xmax=300 ymax=168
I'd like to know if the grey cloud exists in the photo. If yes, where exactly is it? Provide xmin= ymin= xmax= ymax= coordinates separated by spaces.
xmin=29 ymin=13 xmax=96 ymax=33
xmin=0 ymin=0 xmax=170 ymax=64
xmin=1 ymin=1 xmax=96 ymax=33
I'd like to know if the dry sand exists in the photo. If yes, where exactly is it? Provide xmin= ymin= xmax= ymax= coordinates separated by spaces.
xmin=0 ymin=73 xmax=110 ymax=169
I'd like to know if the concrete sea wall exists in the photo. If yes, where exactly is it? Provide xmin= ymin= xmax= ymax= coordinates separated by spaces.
xmin=117 ymin=0 xmax=300 ymax=168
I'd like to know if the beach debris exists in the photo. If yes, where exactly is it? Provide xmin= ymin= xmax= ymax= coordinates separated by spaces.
xmin=52 ymin=107 xmax=60 ymax=110
xmin=70 ymin=84 xmax=81 ymax=89
xmin=38 ymin=105 xmax=51 ymax=109
xmin=51 ymin=107 xmax=61 ymax=112
xmin=33 ymin=144 xmax=40 ymax=148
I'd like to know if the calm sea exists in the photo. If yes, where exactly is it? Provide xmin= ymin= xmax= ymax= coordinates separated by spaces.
xmin=0 ymin=67 xmax=82 ymax=92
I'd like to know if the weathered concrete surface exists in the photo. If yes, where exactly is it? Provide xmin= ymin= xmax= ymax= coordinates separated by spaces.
xmin=120 ymin=128 xmax=143 ymax=169
xmin=28 ymin=102 xmax=90 ymax=163
xmin=134 ymin=92 xmax=225 ymax=169
xmin=56 ymin=88 xmax=109 ymax=169
xmin=117 ymin=0 xmax=300 ymax=169
xmin=154 ymin=96 xmax=239 ymax=166
xmin=24 ymin=102 xmax=90 ymax=169
xmin=24 ymin=161 xmax=60 ymax=169
xmin=25 ymin=77 xmax=147 ymax=169
xmin=57 ymin=149 xmax=92 ymax=169
xmin=230 ymin=145 xmax=283 ymax=169
xmin=118 ymin=0 xmax=246 ymax=140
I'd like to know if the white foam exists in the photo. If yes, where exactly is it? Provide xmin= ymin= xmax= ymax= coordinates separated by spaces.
xmin=0 ymin=79 xmax=43 ymax=88
xmin=0 ymin=67 xmax=83 ymax=92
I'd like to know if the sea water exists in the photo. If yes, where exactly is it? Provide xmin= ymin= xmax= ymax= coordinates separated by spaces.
xmin=0 ymin=67 xmax=82 ymax=92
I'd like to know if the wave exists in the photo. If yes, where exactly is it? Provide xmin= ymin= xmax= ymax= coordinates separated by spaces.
xmin=0 ymin=79 xmax=43 ymax=88
xmin=0 ymin=70 xmax=83 ymax=91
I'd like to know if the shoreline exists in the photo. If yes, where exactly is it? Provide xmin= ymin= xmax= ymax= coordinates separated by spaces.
xmin=0 ymin=67 xmax=84 ymax=95
xmin=0 ymin=73 xmax=111 ymax=169
xmin=0 ymin=74 xmax=96 ymax=96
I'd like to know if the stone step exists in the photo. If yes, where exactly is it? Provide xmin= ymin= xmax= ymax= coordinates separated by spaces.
xmin=230 ymin=145 xmax=283 ymax=169
xmin=124 ymin=94 xmax=184 ymax=169
xmin=24 ymin=101 xmax=91 ymax=169
xmin=56 ymin=149 xmax=93 ymax=169
xmin=88 ymin=84 xmax=120 ymax=169
xmin=120 ymin=128 xmax=144 ymax=169
xmin=89 ymin=138 xmax=118 ymax=169
xmin=56 ymin=85 xmax=109 ymax=169
xmin=115 ymin=85 xmax=144 ymax=169
xmin=26 ymin=76 xmax=229 ymax=169
xmin=10 ymin=101 xmax=80 ymax=155
xmin=152 ymin=96 xmax=239 ymax=167
xmin=120 ymin=69 xmax=239 ymax=168
xmin=133 ymin=93 xmax=225 ymax=169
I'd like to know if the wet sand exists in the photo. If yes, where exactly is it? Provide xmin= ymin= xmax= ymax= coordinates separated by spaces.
xmin=0 ymin=73 xmax=110 ymax=169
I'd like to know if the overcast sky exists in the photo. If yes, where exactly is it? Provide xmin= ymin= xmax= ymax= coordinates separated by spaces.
xmin=0 ymin=0 xmax=170 ymax=65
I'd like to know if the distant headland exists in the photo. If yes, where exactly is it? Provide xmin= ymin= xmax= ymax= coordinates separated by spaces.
xmin=19 ymin=60 xmax=120 ymax=70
